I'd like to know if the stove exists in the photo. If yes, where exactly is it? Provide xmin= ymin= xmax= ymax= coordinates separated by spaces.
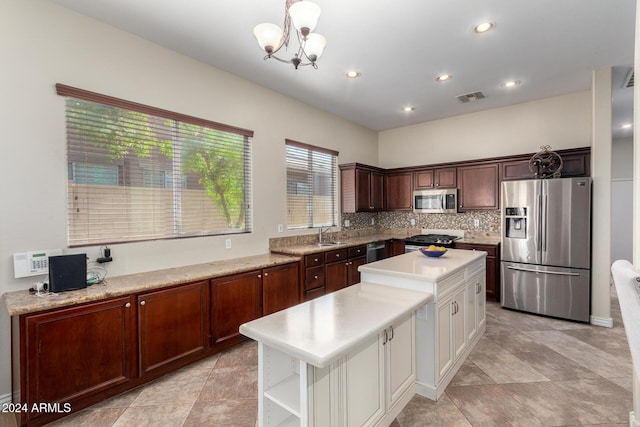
xmin=404 ymin=234 xmax=461 ymax=251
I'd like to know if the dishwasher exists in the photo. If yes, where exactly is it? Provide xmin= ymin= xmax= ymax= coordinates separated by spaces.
xmin=366 ymin=241 xmax=386 ymax=263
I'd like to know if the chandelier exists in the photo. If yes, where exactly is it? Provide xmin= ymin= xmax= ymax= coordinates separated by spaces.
xmin=253 ymin=0 xmax=327 ymax=69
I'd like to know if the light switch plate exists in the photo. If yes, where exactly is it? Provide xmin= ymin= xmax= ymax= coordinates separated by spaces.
xmin=225 ymin=239 xmax=232 ymax=249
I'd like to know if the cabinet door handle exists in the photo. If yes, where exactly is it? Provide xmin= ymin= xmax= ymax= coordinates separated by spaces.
xmin=314 ymin=275 xmax=318 ymax=279
xmin=314 ymin=258 xmax=319 ymax=262
xmin=264 ymin=272 xmax=268 ymax=277
xmin=125 ymin=302 xmax=131 ymax=308
xmin=476 ymin=282 xmax=481 ymax=294
xmin=258 ymin=274 xmax=262 ymax=278
xmin=389 ymin=326 xmax=394 ymax=341
xmin=140 ymin=300 xmax=146 ymax=306
xmin=383 ymin=329 xmax=388 ymax=345
xmin=336 ymin=254 xmax=340 ymax=258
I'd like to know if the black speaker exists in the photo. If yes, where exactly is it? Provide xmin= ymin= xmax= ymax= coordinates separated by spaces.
xmin=48 ymin=254 xmax=87 ymax=293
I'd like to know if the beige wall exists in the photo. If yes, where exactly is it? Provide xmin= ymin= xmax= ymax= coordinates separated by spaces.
xmin=378 ymin=91 xmax=592 ymax=168
xmin=0 ymin=0 xmax=377 ymax=400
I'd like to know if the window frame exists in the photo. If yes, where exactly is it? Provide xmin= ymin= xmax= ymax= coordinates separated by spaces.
xmin=285 ymin=139 xmax=339 ymax=230
xmin=57 ymin=84 xmax=254 ymax=247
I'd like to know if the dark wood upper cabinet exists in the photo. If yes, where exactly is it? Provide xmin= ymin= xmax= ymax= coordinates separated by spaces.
xmin=341 ymin=164 xmax=385 ymax=213
xmin=385 ymin=172 xmax=413 ymax=210
xmin=414 ymin=169 xmax=434 ymax=189
xmin=501 ymin=148 xmax=591 ymax=181
xmin=434 ymin=167 xmax=457 ymax=188
xmin=457 ymin=164 xmax=500 ymax=211
xmin=414 ymin=168 xmax=456 ymax=189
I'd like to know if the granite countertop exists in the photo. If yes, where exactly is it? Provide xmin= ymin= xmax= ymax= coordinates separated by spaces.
xmin=3 ymin=253 xmax=300 ymax=316
xmin=359 ymin=249 xmax=486 ymax=284
xmin=240 ymin=282 xmax=432 ymax=368
xmin=271 ymin=232 xmax=410 ymax=256
xmin=456 ymin=236 xmax=501 ymax=245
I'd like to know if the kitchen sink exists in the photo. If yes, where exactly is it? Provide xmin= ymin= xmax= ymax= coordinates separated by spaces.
xmin=316 ymin=241 xmax=347 ymax=247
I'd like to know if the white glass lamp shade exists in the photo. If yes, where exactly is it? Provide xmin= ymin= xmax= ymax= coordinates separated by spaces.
xmin=304 ymin=33 xmax=326 ymax=61
xmin=288 ymin=1 xmax=321 ymax=35
xmin=253 ymin=23 xmax=283 ymax=53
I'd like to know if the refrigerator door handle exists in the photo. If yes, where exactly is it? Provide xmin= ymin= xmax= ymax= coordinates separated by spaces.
xmin=506 ymin=266 xmax=581 ymax=277
xmin=542 ymin=194 xmax=549 ymax=253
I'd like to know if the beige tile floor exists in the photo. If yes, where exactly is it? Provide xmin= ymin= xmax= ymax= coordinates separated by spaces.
xmin=1 ymin=287 xmax=632 ymax=427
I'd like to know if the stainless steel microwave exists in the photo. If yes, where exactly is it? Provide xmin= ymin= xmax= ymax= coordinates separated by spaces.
xmin=413 ymin=189 xmax=458 ymax=213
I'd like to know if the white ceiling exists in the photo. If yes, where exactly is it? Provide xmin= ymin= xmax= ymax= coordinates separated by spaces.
xmin=51 ymin=0 xmax=635 ymax=137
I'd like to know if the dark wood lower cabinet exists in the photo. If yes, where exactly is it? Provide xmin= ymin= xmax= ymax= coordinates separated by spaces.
xmin=385 ymin=239 xmax=406 ymax=257
xmin=347 ymin=256 xmax=366 ymax=286
xmin=211 ymin=271 xmax=262 ymax=351
xmin=325 ymin=260 xmax=347 ymax=293
xmin=138 ymin=281 xmax=209 ymax=377
xmin=18 ymin=296 xmax=136 ymax=425
xmin=454 ymin=242 xmax=500 ymax=302
xmin=262 ymin=263 xmax=299 ymax=315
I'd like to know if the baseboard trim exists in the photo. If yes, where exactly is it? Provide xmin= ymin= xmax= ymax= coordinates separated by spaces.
xmin=590 ymin=315 xmax=613 ymax=328
xmin=0 ymin=392 xmax=11 ymax=405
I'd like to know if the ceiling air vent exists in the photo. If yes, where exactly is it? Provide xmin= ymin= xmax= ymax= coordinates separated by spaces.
xmin=624 ymin=69 xmax=634 ymax=88
xmin=456 ymin=91 xmax=486 ymax=103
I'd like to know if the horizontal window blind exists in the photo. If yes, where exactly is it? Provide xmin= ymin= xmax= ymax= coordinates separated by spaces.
xmin=57 ymin=84 xmax=253 ymax=247
xmin=286 ymin=139 xmax=338 ymax=229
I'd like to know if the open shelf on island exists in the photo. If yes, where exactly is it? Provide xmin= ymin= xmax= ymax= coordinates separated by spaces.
xmin=264 ymin=374 xmax=301 ymax=417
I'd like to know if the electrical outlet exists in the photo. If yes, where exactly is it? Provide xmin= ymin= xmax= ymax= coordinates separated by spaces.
xmin=474 ymin=219 xmax=480 ymax=227
xmin=225 ymin=238 xmax=232 ymax=249
xmin=371 ymin=218 xmax=375 ymax=225
xmin=410 ymin=218 xmax=416 ymax=226
xmin=277 ymin=224 xmax=283 ymax=233
xmin=344 ymin=219 xmax=350 ymax=227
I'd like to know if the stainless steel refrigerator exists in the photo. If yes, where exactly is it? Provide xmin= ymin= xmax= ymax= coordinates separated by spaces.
xmin=501 ymin=177 xmax=591 ymax=322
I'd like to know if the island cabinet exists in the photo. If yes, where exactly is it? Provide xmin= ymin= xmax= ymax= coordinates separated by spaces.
xmin=359 ymin=249 xmax=486 ymax=401
xmin=138 ymin=281 xmax=210 ymax=377
xmin=340 ymin=163 xmax=384 ymax=213
xmin=15 ymin=296 xmax=137 ymax=426
xmin=384 ymin=171 xmax=413 ymax=210
xmin=211 ymin=262 xmax=299 ymax=351
xmin=240 ymin=283 xmax=429 ymax=427
xmin=457 ymin=163 xmax=500 ymax=211
xmin=454 ymin=242 xmax=500 ymax=302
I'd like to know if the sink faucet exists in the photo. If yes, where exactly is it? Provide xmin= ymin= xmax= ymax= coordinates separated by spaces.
xmin=319 ymin=227 xmax=331 ymax=244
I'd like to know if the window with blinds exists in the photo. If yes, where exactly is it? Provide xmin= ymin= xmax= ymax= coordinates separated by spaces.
xmin=57 ymin=84 xmax=253 ymax=247
xmin=285 ymin=139 xmax=338 ymax=229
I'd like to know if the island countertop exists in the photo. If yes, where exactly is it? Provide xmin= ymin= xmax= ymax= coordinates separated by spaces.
xmin=358 ymin=249 xmax=486 ymax=284
xmin=240 ymin=282 xmax=432 ymax=368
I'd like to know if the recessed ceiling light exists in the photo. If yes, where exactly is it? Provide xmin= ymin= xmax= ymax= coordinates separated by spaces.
xmin=502 ymin=80 xmax=520 ymax=88
xmin=403 ymin=106 xmax=414 ymax=112
xmin=474 ymin=22 xmax=495 ymax=33
xmin=621 ymin=123 xmax=633 ymax=129
xmin=346 ymin=70 xmax=360 ymax=78
xmin=436 ymin=74 xmax=452 ymax=82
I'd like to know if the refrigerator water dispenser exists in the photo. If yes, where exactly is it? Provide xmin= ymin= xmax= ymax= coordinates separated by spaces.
xmin=505 ymin=207 xmax=527 ymax=239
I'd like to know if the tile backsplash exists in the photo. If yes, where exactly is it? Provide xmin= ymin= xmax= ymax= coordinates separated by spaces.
xmin=342 ymin=210 xmax=501 ymax=234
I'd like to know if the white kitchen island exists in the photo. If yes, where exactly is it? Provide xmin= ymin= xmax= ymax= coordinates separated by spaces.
xmin=359 ymin=249 xmax=487 ymax=400
xmin=240 ymin=249 xmax=485 ymax=427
